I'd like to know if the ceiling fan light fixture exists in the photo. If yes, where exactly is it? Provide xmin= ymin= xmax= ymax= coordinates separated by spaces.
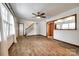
xmin=32 ymin=12 xmax=46 ymax=19
xmin=36 ymin=16 xmax=41 ymax=19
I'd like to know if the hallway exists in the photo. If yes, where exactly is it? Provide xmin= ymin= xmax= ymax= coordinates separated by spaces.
xmin=9 ymin=35 xmax=79 ymax=56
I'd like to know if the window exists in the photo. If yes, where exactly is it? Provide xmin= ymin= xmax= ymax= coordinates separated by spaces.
xmin=0 ymin=4 xmax=15 ymax=37
xmin=62 ymin=23 xmax=68 ymax=29
xmin=56 ymin=24 xmax=61 ymax=29
xmin=55 ymin=14 xmax=77 ymax=30
xmin=69 ymin=23 xmax=75 ymax=29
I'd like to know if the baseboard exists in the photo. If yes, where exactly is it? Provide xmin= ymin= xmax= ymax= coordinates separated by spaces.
xmin=8 ymin=42 xmax=15 ymax=51
xmin=26 ymin=34 xmax=46 ymax=37
xmin=54 ymin=39 xmax=79 ymax=47
xmin=16 ymin=35 xmax=46 ymax=37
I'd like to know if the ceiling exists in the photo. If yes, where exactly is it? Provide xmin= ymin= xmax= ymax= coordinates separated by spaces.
xmin=10 ymin=3 xmax=79 ymax=21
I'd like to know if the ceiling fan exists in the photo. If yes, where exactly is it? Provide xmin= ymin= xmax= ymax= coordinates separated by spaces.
xmin=32 ymin=12 xmax=46 ymax=19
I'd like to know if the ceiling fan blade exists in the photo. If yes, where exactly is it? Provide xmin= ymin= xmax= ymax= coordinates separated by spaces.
xmin=41 ymin=16 xmax=46 ymax=18
xmin=40 ymin=13 xmax=45 ymax=15
xmin=32 ymin=13 xmax=37 ymax=16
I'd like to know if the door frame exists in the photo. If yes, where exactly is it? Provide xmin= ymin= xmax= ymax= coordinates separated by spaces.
xmin=18 ymin=23 xmax=24 ymax=36
xmin=46 ymin=21 xmax=55 ymax=38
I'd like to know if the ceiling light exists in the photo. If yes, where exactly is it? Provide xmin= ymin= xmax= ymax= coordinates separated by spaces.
xmin=36 ymin=16 xmax=41 ymax=19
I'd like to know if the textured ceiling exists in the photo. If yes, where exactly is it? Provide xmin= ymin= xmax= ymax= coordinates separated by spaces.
xmin=11 ymin=3 xmax=79 ymax=21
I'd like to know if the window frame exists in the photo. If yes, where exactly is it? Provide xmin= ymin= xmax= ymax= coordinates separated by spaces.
xmin=0 ymin=4 xmax=15 ymax=38
xmin=54 ymin=14 xmax=77 ymax=30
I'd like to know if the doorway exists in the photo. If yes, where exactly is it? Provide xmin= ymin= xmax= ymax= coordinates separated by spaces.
xmin=47 ymin=21 xmax=54 ymax=38
xmin=18 ymin=23 xmax=24 ymax=36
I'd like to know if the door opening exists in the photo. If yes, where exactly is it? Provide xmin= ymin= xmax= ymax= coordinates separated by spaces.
xmin=18 ymin=23 xmax=24 ymax=36
xmin=47 ymin=21 xmax=54 ymax=39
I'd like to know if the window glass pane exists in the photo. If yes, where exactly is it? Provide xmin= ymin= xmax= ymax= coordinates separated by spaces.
xmin=0 ymin=32 xmax=1 ymax=42
xmin=1 ymin=4 xmax=7 ymax=21
xmin=7 ymin=24 xmax=10 ymax=36
xmin=10 ymin=14 xmax=14 ymax=24
xmin=69 ymin=23 xmax=75 ymax=29
xmin=10 ymin=25 xmax=12 ymax=35
xmin=62 ymin=24 xmax=68 ymax=29
xmin=10 ymin=15 xmax=15 ymax=35
xmin=8 ymin=12 xmax=13 ymax=24
xmin=56 ymin=24 xmax=61 ymax=29
xmin=3 ymin=22 xmax=7 ymax=34
xmin=3 ymin=22 xmax=8 ymax=36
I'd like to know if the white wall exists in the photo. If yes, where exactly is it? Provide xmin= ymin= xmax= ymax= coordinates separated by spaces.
xmin=27 ymin=21 xmax=47 ymax=36
xmin=46 ymin=7 xmax=79 ymax=46
xmin=15 ymin=17 xmax=19 ymax=37
xmin=27 ymin=22 xmax=37 ymax=36
xmin=39 ymin=20 xmax=46 ymax=36
xmin=23 ymin=22 xmax=41 ymax=36
xmin=0 ymin=18 xmax=1 ymax=55
xmin=19 ymin=19 xmax=34 ymax=35
xmin=18 ymin=19 xmax=43 ymax=36
xmin=39 ymin=7 xmax=79 ymax=46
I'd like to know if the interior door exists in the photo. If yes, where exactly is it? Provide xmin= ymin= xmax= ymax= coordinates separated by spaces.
xmin=47 ymin=21 xmax=54 ymax=38
xmin=19 ymin=23 xmax=24 ymax=36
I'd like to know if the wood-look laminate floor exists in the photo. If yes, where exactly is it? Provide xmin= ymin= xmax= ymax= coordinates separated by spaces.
xmin=9 ymin=35 xmax=79 ymax=56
